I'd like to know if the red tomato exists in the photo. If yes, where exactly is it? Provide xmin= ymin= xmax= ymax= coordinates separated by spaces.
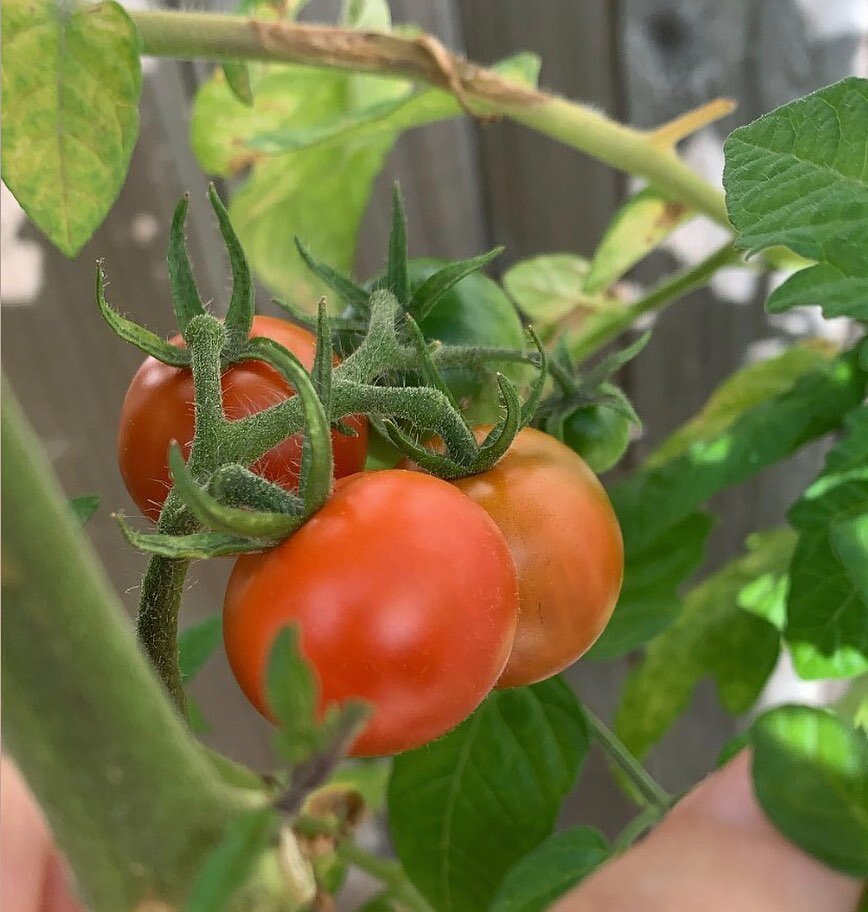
xmin=223 ymin=470 xmax=519 ymax=756
xmin=117 ymin=315 xmax=368 ymax=521
xmin=409 ymin=428 xmax=623 ymax=687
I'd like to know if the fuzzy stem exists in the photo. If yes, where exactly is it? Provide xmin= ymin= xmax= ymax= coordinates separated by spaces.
xmin=570 ymin=242 xmax=740 ymax=362
xmin=1 ymin=381 xmax=266 ymax=912
xmin=128 ymin=9 xmax=729 ymax=226
xmin=584 ymin=708 xmax=671 ymax=812
xmin=338 ymin=842 xmax=434 ymax=912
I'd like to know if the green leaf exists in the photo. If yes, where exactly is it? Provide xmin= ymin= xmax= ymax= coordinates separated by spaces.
xmin=591 ymin=348 xmax=863 ymax=660
xmin=785 ymin=405 xmax=868 ymax=678
xmin=266 ymin=628 xmax=369 ymax=773
xmin=613 ymin=351 xmax=865 ymax=558
xmin=185 ymin=808 xmax=276 ymax=912
xmin=716 ymin=730 xmax=751 ymax=768
xmin=585 ymin=187 xmax=692 ymax=294
xmin=69 ymin=494 xmax=99 ymax=525
xmin=615 ymin=530 xmax=795 ymax=758
xmin=266 ymin=627 xmax=321 ymax=764
xmin=587 ymin=512 xmax=713 ymax=660
xmin=1 ymin=0 xmax=142 ymax=256
xmin=490 ymin=827 xmax=609 ymax=912
xmin=221 ymin=61 xmax=253 ymax=107
xmin=342 ymin=0 xmax=391 ymax=30
xmin=751 ymin=705 xmax=868 ymax=877
xmin=179 ymin=615 xmax=223 ymax=683
xmin=191 ymin=54 xmax=537 ymax=304
xmin=724 ymin=77 xmax=868 ymax=321
xmin=646 ymin=342 xmax=837 ymax=469
xmin=389 ymin=677 xmax=589 ymax=912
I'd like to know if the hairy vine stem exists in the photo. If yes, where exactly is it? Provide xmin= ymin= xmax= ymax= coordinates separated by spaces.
xmin=129 ymin=9 xmax=730 ymax=225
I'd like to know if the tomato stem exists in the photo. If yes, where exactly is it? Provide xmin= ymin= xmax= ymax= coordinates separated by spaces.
xmin=127 ymin=8 xmax=730 ymax=226
xmin=584 ymin=707 xmax=672 ymax=812
xmin=338 ymin=840 xmax=434 ymax=912
xmin=569 ymin=242 xmax=741 ymax=363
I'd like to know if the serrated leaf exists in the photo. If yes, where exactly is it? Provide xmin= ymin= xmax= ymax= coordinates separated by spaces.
xmin=751 ymin=705 xmax=868 ymax=877
xmin=724 ymin=77 xmax=868 ymax=321
xmin=615 ymin=530 xmax=794 ymax=758
xmin=585 ymin=187 xmax=691 ymax=294
xmin=647 ymin=342 xmax=836 ymax=469
xmin=179 ymin=615 xmax=223 ymax=683
xmin=587 ymin=512 xmax=713 ymax=660
xmin=185 ymin=808 xmax=275 ymax=912
xmin=389 ymin=677 xmax=589 ymax=912
xmin=69 ymin=494 xmax=99 ymax=525
xmin=786 ymin=406 xmax=868 ymax=679
xmin=191 ymin=52 xmax=537 ymax=305
xmin=1 ymin=0 xmax=142 ymax=256
xmin=490 ymin=827 xmax=609 ymax=912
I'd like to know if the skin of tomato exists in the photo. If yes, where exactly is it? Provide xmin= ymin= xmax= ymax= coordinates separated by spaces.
xmin=117 ymin=315 xmax=368 ymax=521
xmin=222 ymin=469 xmax=520 ymax=757
xmin=439 ymin=427 xmax=624 ymax=688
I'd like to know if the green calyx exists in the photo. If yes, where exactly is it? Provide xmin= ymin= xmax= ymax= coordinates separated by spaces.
xmin=534 ymin=332 xmax=647 ymax=471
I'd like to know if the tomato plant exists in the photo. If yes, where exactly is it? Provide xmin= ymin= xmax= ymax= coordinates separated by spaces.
xmin=224 ymin=469 xmax=519 ymax=756
xmin=2 ymin=2 xmax=867 ymax=910
xmin=118 ymin=315 xmax=368 ymax=521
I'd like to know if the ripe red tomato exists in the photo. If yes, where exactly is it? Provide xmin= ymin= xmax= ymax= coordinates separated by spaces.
xmin=223 ymin=470 xmax=519 ymax=756
xmin=117 ymin=315 xmax=368 ymax=521
xmin=426 ymin=428 xmax=624 ymax=687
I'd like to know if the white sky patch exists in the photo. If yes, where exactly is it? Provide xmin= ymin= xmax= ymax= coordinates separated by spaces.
xmin=131 ymin=211 xmax=160 ymax=245
xmin=1 ymin=182 xmax=45 ymax=307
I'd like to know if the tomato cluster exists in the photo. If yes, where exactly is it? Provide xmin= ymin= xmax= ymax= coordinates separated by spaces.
xmin=119 ymin=314 xmax=623 ymax=757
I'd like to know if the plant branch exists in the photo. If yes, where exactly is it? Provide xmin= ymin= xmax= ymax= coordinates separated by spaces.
xmin=1 ymin=380 xmax=272 ymax=912
xmin=584 ymin=707 xmax=671 ymax=813
xmin=129 ymin=9 xmax=730 ymax=225
xmin=570 ymin=241 xmax=740 ymax=362
xmin=338 ymin=841 xmax=434 ymax=912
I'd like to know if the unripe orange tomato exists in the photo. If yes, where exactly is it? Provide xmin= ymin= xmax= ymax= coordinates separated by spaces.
xmin=409 ymin=428 xmax=623 ymax=687
xmin=117 ymin=315 xmax=368 ymax=521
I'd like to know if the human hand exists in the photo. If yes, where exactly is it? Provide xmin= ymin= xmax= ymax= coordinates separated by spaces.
xmin=553 ymin=752 xmax=863 ymax=912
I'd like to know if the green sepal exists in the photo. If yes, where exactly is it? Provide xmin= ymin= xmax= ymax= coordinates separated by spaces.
xmin=386 ymin=184 xmax=409 ymax=307
xmin=311 ymin=300 xmax=334 ymax=414
xmin=96 ymin=263 xmax=190 ymax=367
xmin=380 ymin=373 xmax=521 ymax=479
xmin=241 ymin=336 xmax=334 ymax=515
xmin=272 ymin=296 xmax=367 ymax=336
xmin=519 ymin=326 xmax=548 ymax=426
xmin=168 ymin=195 xmax=207 ymax=333
xmin=294 ymin=238 xmax=369 ymax=312
xmin=209 ymin=183 xmax=255 ymax=347
xmin=208 ymin=464 xmax=304 ymax=515
xmin=168 ymin=444 xmax=305 ymax=539
xmin=116 ymin=515 xmax=272 ymax=558
xmin=408 ymin=247 xmax=504 ymax=324
xmin=403 ymin=316 xmax=459 ymax=410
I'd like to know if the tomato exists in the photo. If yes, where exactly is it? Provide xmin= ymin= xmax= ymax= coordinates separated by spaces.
xmin=419 ymin=428 xmax=623 ymax=688
xmin=117 ymin=315 xmax=368 ymax=521
xmin=559 ymin=404 xmax=632 ymax=473
xmin=223 ymin=469 xmax=519 ymax=756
